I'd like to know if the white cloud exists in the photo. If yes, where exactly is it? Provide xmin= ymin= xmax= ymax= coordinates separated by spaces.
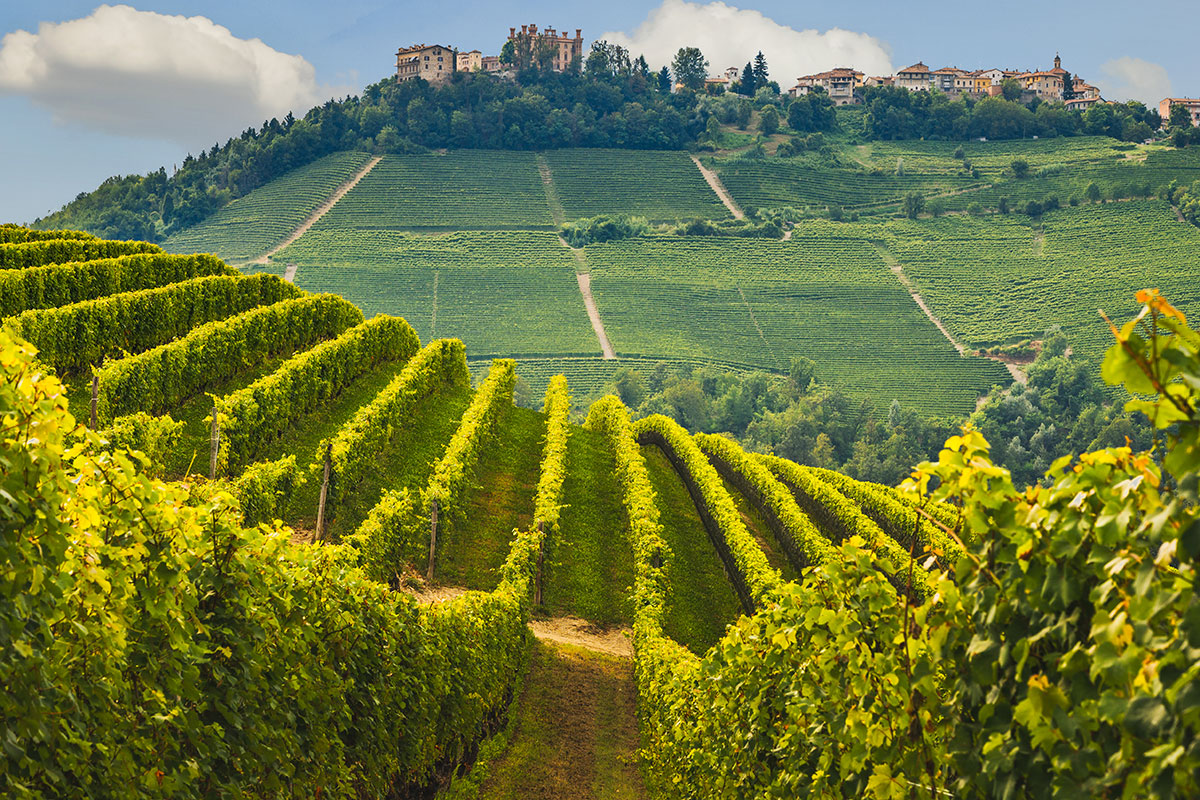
xmin=1094 ymin=57 xmax=1173 ymax=107
xmin=0 ymin=5 xmax=349 ymax=148
xmin=600 ymin=0 xmax=893 ymax=86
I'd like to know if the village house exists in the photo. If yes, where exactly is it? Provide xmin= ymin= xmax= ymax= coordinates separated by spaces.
xmin=1160 ymin=98 xmax=1200 ymax=127
xmin=895 ymin=62 xmax=933 ymax=91
xmin=789 ymin=68 xmax=863 ymax=105
xmin=507 ymin=25 xmax=584 ymax=72
xmin=396 ymin=44 xmax=456 ymax=84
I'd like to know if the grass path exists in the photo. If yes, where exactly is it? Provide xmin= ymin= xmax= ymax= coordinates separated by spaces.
xmin=453 ymin=638 xmax=646 ymax=800
xmin=542 ymin=425 xmax=636 ymax=627
xmin=435 ymin=405 xmax=546 ymax=588
xmin=642 ymin=445 xmax=742 ymax=654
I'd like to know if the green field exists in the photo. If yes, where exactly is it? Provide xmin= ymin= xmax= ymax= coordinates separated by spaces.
xmin=714 ymin=157 xmax=985 ymax=212
xmin=165 ymin=152 xmax=372 ymax=262
xmin=313 ymin=151 xmax=554 ymax=230
xmin=542 ymin=149 xmax=729 ymax=221
xmin=275 ymin=230 xmax=598 ymax=356
xmin=876 ymin=200 xmax=1200 ymax=363
xmin=583 ymin=231 xmax=1011 ymax=417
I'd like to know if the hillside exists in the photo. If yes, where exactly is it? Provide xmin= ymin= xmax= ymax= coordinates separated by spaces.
xmin=2 ymin=226 xmax=1198 ymax=798
xmin=151 ymin=132 xmax=1200 ymax=423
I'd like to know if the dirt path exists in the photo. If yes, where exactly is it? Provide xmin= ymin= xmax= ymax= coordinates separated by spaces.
xmin=529 ymin=617 xmax=633 ymax=659
xmin=782 ymin=227 xmax=793 ymax=241
xmin=690 ymin=155 xmax=744 ymax=219
xmin=576 ymin=271 xmax=616 ymax=359
xmin=471 ymin=638 xmax=646 ymax=800
xmin=1174 ymin=205 xmax=1187 ymax=224
xmin=251 ymin=155 xmax=381 ymax=264
xmin=874 ymin=244 xmax=1027 ymax=385
xmin=536 ymin=154 xmax=567 ymax=226
xmin=1032 ymin=229 xmax=1045 ymax=256
xmin=283 ymin=263 xmax=298 ymax=283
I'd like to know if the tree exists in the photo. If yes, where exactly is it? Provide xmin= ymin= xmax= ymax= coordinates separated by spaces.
xmin=759 ymin=104 xmax=780 ymax=135
xmin=739 ymin=62 xmax=756 ymax=96
xmin=671 ymin=47 xmax=709 ymax=91
xmin=1000 ymin=77 xmax=1022 ymax=101
xmin=753 ymin=51 xmax=769 ymax=85
xmin=1169 ymin=103 xmax=1192 ymax=131
xmin=657 ymin=65 xmax=672 ymax=94
xmin=1086 ymin=181 xmax=1102 ymax=203
xmin=1012 ymin=157 xmax=1030 ymax=178
xmin=903 ymin=192 xmax=925 ymax=219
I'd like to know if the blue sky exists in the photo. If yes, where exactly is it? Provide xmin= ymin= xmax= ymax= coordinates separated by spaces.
xmin=1 ymin=1 xmax=1196 ymax=224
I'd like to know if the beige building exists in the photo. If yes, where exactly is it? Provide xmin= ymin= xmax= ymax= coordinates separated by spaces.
xmin=1160 ymin=98 xmax=1200 ymax=127
xmin=507 ymin=24 xmax=584 ymax=72
xmin=895 ymin=62 xmax=933 ymax=91
xmin=396 ymin=44 xmax=456 ymax=84
xmin=457 ymin=50 xmax=482 ymax=72
xmin=790 ymin=68 xmax=863 ymax=105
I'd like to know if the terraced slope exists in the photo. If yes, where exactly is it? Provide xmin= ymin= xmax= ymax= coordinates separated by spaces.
xmin=584 ymin=231 xmax=1011 ymax=417
xmin=274 ymin=229 xmax=598 ymax=356
xmin=313 ymin=151 xmax=554 ymax=230
xmin=542 ymin=149 xmax=730 ymax=221
xmin=880 ymin=200 xmax=1200 ymax=363
xmin=165 ymin=152 xmax=372 ymax=262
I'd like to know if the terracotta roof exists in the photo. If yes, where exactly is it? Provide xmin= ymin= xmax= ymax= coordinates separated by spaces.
xmin=898 ymin=62 xmax=930 ymax=73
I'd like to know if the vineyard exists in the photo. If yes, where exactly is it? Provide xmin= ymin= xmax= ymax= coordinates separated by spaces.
xmin=164 ymin=152 xmax=373 ymax=262
xmin=582 ymin=231 xmax=1010 ymax=417
xmin=541 ymin=149 xmax=730 ymax=221
xmin=273 ymin=229 xmax=598 ymax=356
xmin=312 ymin=151 xmax=556 ymax=230
xmin=870 ymin=200 xmax=1200 ymax=362
xmin=2 ymin=226 xmax=1198 ymax=799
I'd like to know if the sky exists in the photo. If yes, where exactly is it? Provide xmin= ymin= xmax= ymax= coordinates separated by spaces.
xmin=1 ymin=0 xmax=1196 ymax=224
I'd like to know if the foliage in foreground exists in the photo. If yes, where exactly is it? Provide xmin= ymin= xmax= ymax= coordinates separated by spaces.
xmin=0 ymin=328 xmax=539 ymax=798
xmin=613 ymin=291 xmax=1199 ymax=798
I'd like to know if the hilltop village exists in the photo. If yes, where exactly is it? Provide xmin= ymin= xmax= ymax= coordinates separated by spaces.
xmin=396 ymin=26 xmax=1200 ymax=129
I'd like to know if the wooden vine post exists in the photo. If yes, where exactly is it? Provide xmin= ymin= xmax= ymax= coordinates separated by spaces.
xmin=208 ymin=404 xmax=220 ymax=479
xmin=89 ymin=373 xmax=98 ymax=429
xmin=427 ymin=499 xmax=439 ymax=583
xmin=315 ymin=443 xmax=332 ymax=541
xmin=534 ymin=520 xmax=545 ymax=606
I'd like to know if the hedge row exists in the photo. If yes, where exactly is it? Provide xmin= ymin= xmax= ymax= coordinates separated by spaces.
xmin=92 ymin=411 xmax=184 ymax=478
xmin=218 ymin=314 xmax=420 ymax=473
xmin=0 ymin=223 xmax=94 ymax=244
xmin=7 ymin=273 xmax=299 ymax=375
xmin=327 ymin=338 xmax=471 ymax=514
xmin=534 ymin=375 xmax=571 ymax=530
xmin=808 ymin=465 xmax=964 ymax=571
xmin=583 ymin=396 xmax=702 ymax=795
xmin=759 ymin=454 xmax=933 ymax=598
xmin=2 ymin=328 xmax=532 ymax=797
xmin=0 ymin=252 xmax=235 ymax=318
xmin=0 ymin=237 xmax=160 ymax=269
xmin=694 ymin=432 xmax=838 ymax=572
xmin=424 ymin=359 xmax=516 ymax=525
xmin=233 ymin=456 xmax=306 ymax=527
xmin=632 ymin=414 xmax=781 ymax=611
xmin=98 ymin=294 xmax=362 ymax=424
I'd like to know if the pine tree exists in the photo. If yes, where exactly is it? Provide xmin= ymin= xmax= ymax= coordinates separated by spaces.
xmin=658 ymin=65 xmax=672 ymax=93
xmin=753 ymin=51 xmax=769 ymax=84
xmin=740 ymin=62 xmax=756 ymax=96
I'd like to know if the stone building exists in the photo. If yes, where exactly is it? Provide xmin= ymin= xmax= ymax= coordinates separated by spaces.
xmin=506 ymin=24 xmax=584 ymax=72
xmin=396 ymin=44 xmax=456 ymax=84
